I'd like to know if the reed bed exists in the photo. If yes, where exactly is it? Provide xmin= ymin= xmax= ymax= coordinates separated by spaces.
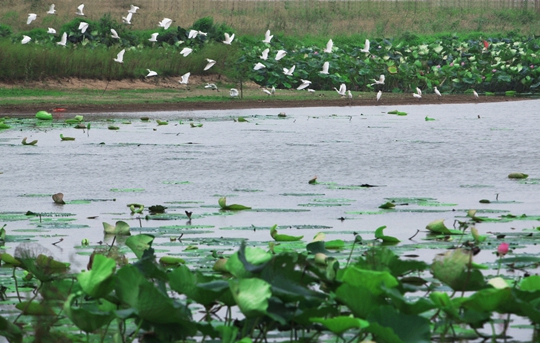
xmin=2 ymin=0 xmax=540 ymax=37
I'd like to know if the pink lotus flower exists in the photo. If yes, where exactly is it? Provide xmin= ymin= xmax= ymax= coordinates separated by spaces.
xmin=450 ymin=62 xmax=454 ymax=67
xmin=492 ymin=69 xmax=497 ymax=73
xmin=461 ymin=62 xmax=465 ymax=66
xmin=437 ymin=65 xmax=441 ymax=68
xmin=530 ymin=65 xmax=534 ymax=69
xmin=497 ymin=242 xmax=509 ymax=256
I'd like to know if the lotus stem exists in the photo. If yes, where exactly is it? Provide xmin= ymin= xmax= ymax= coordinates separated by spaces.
xmin=408 ymin=229 xmax=420 ymax=240
xmin=12 ymin=267 xmax=21 ymax=303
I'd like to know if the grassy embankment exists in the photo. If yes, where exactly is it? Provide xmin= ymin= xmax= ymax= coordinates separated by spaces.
xmin=1 ymin=0 xmax=540 ymax=108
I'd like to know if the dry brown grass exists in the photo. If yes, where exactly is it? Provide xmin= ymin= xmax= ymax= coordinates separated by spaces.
xmin=3 ymin=0 xmax=539 ymax=36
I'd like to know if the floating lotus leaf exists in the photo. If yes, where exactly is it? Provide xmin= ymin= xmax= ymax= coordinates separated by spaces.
xmin=508 ymin=172 xmax=528 ymax=179
xmin=21 ymin=137 xmax=37 ymax=145
xmin=157 ymin=120 xmax=168 ymax=125
xmin=0 ymin=123 xmax=11 ymax=129
xmin=159 ymin=256 xmax=186 ymax=266
xmin=379 ymin=202 xmax=396 ymax=209
xmin=374 ymin=226 xmax=400 ymax=242
xmin=102 ymin=221 xmax=131 ymax=235
xmin=270 ymin=224 xmax=303 ymax=241
xmin=60 ymin=134 xmax=75 ymax=141
xmin=218 ymin=197 xmax=251 ymax=211
xmin=388 ymin=110 xmax=407 ymax=116
xmin=426 ymin=219 xmax=463 ymax=235
xmin=35 ymin=111 xmax=52 ymax=120
xmin=52 ymin=193 xmax=65 ymax=204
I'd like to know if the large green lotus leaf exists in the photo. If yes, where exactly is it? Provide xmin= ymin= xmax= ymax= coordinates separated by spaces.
xmin=225 ymin=246 xmax=272 ymax=278
xmin=460 ymin=287 xmax=513 ymax=313
xmin=169 ymin=265 xmax=225 ymax=306
xmin=0 ymin=315 xmax=22 ymax=343
xmin=19 ymin=254 xmax=69 ymax=282
xmin=136 ymin=279 xmax=192 ymax=324
xmin=215 ymin=325 xmax=239 ymax=343
xmin=383 ymin=287 xmax=435 ymax=315
xmin=336 ymin=283 xmax=386 ymax=318
xmin=340 ymin=267 xmax=398 ymax=295
xmin=431 ymin=249 xmax=485 ymax=292
xmin=115 ymin=264 xmax=146 ymax=307
xmin=229 ymin=278 xmax=271 ymax=317
xmin=77 ymin=254 xmax=116 ymax=298
xmin=520 ymin=275 xmax=540 ymax=292
xmin=311 ymin=316 xmax=369 ymax=335
xmin=374 ymin=226 xmax=400 ymax=242
xmin=63 ymin=294 xmax=115 ymax=333
xmin=429 ymin=292 xmax=460 ymax=319
xmin=426 ymin=219 xmax=463 ymax=235
xmin=103 ymin=221 xmax=131 ymax=235
xmin=16 ymin=301 xmax=55 ymax=315
xmin=125 ymin=234 xmax=154 ymax=259
xmin=367 ymin=305 xmax=431 ymax=343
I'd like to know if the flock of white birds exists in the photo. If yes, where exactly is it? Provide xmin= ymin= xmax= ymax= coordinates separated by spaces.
xmin=20 ymin=4 xmax=481 ymax=101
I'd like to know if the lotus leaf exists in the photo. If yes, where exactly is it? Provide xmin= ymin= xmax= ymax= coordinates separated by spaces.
xmin=63 ymin=294 xmax=115 ymax=333
xmin=229 ymin=278 xmax=271 ymax=317
xmin=311 ymin=316 xmax=369 ymax=335
xmin=218 ymin=197 xmax=251 ymax=210
xmin=35 ymin=111 xmax=52 ymax=120
xmin=126 ymin=234 xmax=154 ymax=259
xmin=431 ymin=249 xmax=485 ymax=292
xmin=508 ymin=172 xmax=528 ymax=179
xmin=270 ymin=224 xmax=304 ymax=241
xmin=426 ymin=219 xmax=464 ymax=235
xmin=102 ymin=221 xmax=131 ymax=235
xmin=77 ymin=254 xmax=116 ymax=298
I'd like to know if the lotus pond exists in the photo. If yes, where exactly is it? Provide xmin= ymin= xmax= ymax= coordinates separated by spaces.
xmin=0 ymin=100 xmax=540 ymax=342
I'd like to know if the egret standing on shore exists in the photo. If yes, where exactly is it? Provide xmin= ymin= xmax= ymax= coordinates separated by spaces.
xmin=434 ymin=86 xmax=441 ymax=97
xmin=376 ymin=90 xmax=382 ymax=101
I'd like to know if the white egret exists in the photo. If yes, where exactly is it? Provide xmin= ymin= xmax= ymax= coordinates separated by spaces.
xmin=371 ymin=74 xmax=385 ymax=86
xmin=416 ymin=87 xmax=422 ymax=96
xmin=148 ymin=32 xmax=159 ymax=42
xmin=57 ymin=32 xmax=67 ymax=46
xmin=434 ymin=87 xmax=441 ymax=97
xmin=376 ymin=90 xmax=382 ymax=101
xmin=205 ymin=83 xmax=219 ymax=91
xmin=348 ymin=90 xmax=353 ymax=100
xmin=360 ymin=39 xmax=370 ymax=53
xmin=188 ymin=30 xmax=198 ymax=39
xmin=76 ymin=4 xmax=85 ymax=16
xmin=271 ymin=86 xmax=276 ymax=95
xmin=158 ymin=18 xmax=173 ymax=30
xmin=283 ymin=65 xmax=295 ymax=76
xmin=307 ymin=89 xmax=316 ymax=93
xmin=111 ymin=29 xmax=120 ymax=39
xmin=253 ymin=62 xmax=266 ymax=71
xmin=47 ymin=4 xmax=56 ymax=14
xmin=260 ymin=48 xmax=269 ymax=60
xmin=128 ymin=5 xmax=139 ymax=14
xmin=180 ymin=47 xmax=193 ymax=57
xmin=275 ymin=50 xmax=286 ymax=61
xmin=179 ymin=72 xmax=190 ymax=84
xmin=297 ymin=79 xmax=312 ymax=90
xmin=47 ymin=28 xmax=56 ymax=34
xmin=78 ymin=22 xmax=89 ymax=33
xmin=27 ymin=13 xmax=37 ymax=25
xmin=197 ymin=31 xmax=207 ymax=37
xmin=413 ymin=92 xmax=422 ymax=99
xmin=230 ymin=88 xmax=239 ymax=97
xmin=21 ymin=35 xmax=31 ymax=44
xmin=122 ymin=12 xmax=133 ymax=25
xmin=223 ymin=33 xmax=235 ymax=45
xmin=263 ymin=89 xmax=272 ymax=96
xmin=334 ymin=84 xmax=346 ymax=96
xmin=320 ymin=61 xmax=329 ymax=74
xmin=113 ymin=49 xmax=125 ymax=63
xmin=323 ymin=39 xmax=333 ymax=53
xmin=473 ymin=90 xmax=479 ymax=98
xmin=146 ymin=69 xmax=157 ymax=78
xmin=262 ymin=29 xmax=273 ymax=43
xmin=204 ymin=59 xmax=216 ymax=71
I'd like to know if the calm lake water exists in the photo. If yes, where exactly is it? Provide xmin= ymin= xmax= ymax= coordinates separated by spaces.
xmin=1 ymin=99 xmax=539 ymax=341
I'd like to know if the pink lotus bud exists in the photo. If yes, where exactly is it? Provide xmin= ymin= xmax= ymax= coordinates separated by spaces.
xmin=497 ymin=242 xmax=509 ymax=256
xmin=461 ymin=62 xmax=465 ymax=66
xmin=450 ymin=62 xmax=454 ymax=67
xmin=492 ymin=69 xmax=497 ymax=73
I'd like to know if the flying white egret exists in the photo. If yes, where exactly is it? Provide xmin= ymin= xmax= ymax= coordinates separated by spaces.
xmin=197 ymin=31 xmax=207 ymax=37
xmin=47 ymin=4 xmax=56 ymax=14
xmin=27 ymin=13 xmax=37 ymax=25
xmin=158 ymin=18 xmax=173 ymax=30
xmin=113 ymin=49 xmax=125 ymax=63
xmin=323 ymin=39 xmax=333 ymax=53
xmin=128 ymin=5 xmax=139 ymax=14
xmin=263 ymin=89 xmax=272 ymax=96
xmin=148 ymin=32 xmax=159 ymax=42
xmin=416 ymin=87 xmax=422 ymax=96
xmin=283 ymin=65 xmax=295 ymax=76
xmin=320 ymin=61 xmax=330 ymax=74
xmin=334 ymin=84 xmax=347 ymax=96
xmin=253 ymin=62 xmax=266 ymax=71
xmin=78 ymin=22 xmax=89 ymax=33
xmin=371 ymin=74 xmax=385 ymax=86
xmin=47 ymin=28 xmax=56 ymax=34
xmin=57 ymin=32 xmax=67 ymax=46
xmin=179 ymin=72 xmax=190 ymax=84
xmin=473 ymin=90 xmax=479 ymax=98
xmin=146 ymin=69 xmax=157 ymax=78
xmin=76 ymin=4 xmax=85 ymax=16
xmin=230 ymin=88 xmax=239 ymax=97
xmin=262 ymin=29 xmax=273 ymax=43
xmin=180 ymin=47 xmax=193 ymax=57
xmin=260 ymin=48 xmax=269 ymax=60
xmin=122 ymin=12 xmax=133 ymax=25
xmin=21 ymin=35 xmax=31 ymax=44
xmin=223 ymin=33 xmax=235 ymax=45
xmin=205 ymin=83 xmax=219 ymax=91
xmin=376 ymin=90 xmax=382 ymax=101
xmin=360 ymin=39 xmax=370 ymax=53
xmin=413 ymin=92 xmax=422 ymax=99
xmin=204 ymin=59 xmax=216 ymax=71
xmin=434 ymin=86 xmax=442 ymax=97
xmin=275 ymin=50 xmax=286 ymax=61
xmin=297 ymin=79 xmax=312 ymax=90
xmin=111 ymin=29 xmax=120 ymax=39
